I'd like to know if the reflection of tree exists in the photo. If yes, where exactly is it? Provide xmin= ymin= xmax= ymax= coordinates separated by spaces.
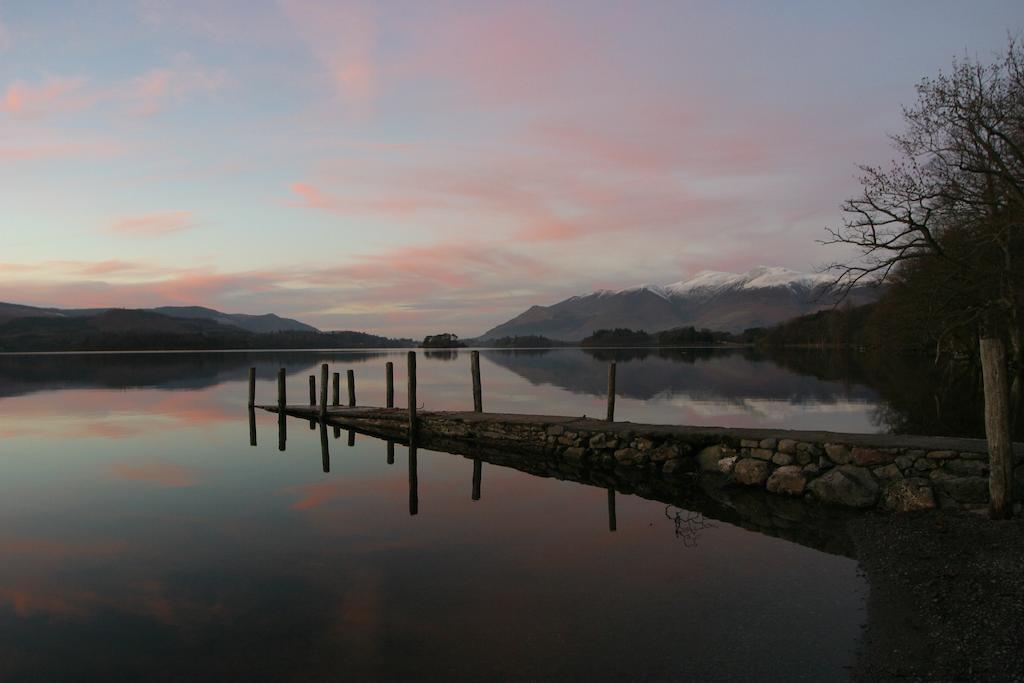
xmin=423 ymin=350 xmax=458 ymax=361
xmin=766 ymin=348 xmax=1000 ymax=439
xmin=486 ymin=347 xmax=878 ymax=405
xmin=664 ymin=506 xmax=714 ymax=547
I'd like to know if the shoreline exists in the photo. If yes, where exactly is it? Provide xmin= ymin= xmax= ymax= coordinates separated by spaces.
xmin=849 ymin=510 xmax=1024 ymax=681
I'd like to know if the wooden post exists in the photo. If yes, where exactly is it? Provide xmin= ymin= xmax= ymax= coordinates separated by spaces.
xmin=248 ymin=406 xmax=257 ymax=447
xmin=347 ymin=369 xmax=356 ymax=407
xmin=981 ymin=336 xmax=1014 ymax=518
xmin=319 ymin=363 xmax=328 ymax=420
xmin=408 ymin=445 xmax=418 ymax=516
xmin=387 ymin=441 xmax=395 ymax=465
xmin=277 ymin=368 xmax=286 ymax=411
xmin=332 ymin=372 xmax=340 ymax=406
xmin=333 ymin=425 xmax=341 ymax=439
xmin=471 ymin=350 xmax=482 ymax=412
xmin=319 ymin=421 xmax=330 ymax=473
xmin=472 ymin=459 xmax=482 ymax=501
xmin=247 ymin=367 xmax=256 ymax=408
xmin=348 ymin=430 xmax=355 ymax=447
xmin=606 ymin=362 xmax=617 ymax=422
xmin=407 ymin=352 xmax=417 ymax=443
xmin=607 ymin=488 xmax=617 ymax=532
xmin=278 ymin=412 xmax=286 ymax=451
xmin=386 ymin=362 xmax=394 ymax=408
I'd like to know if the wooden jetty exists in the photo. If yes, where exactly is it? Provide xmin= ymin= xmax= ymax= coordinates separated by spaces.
xmin=247 ymin=353 xmax=1023 ymax=517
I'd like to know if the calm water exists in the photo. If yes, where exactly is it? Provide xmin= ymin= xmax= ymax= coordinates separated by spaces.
xmin=0 ymin=349 xmax=876 ymax=681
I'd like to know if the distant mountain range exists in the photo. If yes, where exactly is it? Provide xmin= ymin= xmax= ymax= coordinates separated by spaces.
xmin=0 ymin=302 xmax=317 ymax=333
xmin=0 ymin=303 xmax=416 ymax=352
xmin=480 ymin=266 xmax=875 ymax=340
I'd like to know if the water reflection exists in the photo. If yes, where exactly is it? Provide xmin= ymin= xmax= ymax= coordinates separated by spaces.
xmin=408 ymin=445 xmax=418 ymax=516
xmin=0 ymin=354 xmax=869 ymax=681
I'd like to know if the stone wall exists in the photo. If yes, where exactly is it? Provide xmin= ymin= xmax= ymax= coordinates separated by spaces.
xmin=273 ymin=406 xmax=1024 ymax=514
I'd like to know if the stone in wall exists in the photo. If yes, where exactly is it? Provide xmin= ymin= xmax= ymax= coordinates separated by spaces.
xmin=808 ymin=465 xmax=879 ymax=508
xmin=697 ymin=445 xmax=724 ymax=472
xmin=733 ymin=458 xmax=770 ymax=486
xmin=824 ymin=443 xmax=852 ymax=465
xmin=766 ymin=466 xmax=806 ymax=496
xmin=881 ymin=478 xmax=936 ymax=512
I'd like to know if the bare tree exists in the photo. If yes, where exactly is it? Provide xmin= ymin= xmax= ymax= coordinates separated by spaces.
xmin=826 ymin=39 xmax=1024 ymax=518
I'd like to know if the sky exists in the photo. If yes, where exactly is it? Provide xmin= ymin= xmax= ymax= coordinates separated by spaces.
xmin=1 ymin=1 xmax=1022 ymax=337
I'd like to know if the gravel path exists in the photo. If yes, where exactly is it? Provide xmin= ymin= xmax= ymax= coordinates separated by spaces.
xmin=850 ymin=511 xmax=1024 ymax=682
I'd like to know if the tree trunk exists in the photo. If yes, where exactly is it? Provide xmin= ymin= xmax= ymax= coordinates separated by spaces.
xmin=1008 ymin=323 xmax=1022 ymax=430
xmin=980 ymin=336 xmax=1015 ymax=519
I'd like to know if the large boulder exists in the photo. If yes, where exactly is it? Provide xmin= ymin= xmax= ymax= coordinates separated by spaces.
xmin=766 ymin=465 xmax=806 ymax=496
xmin=808 ymin=465 xmax=879 ymax=508
xmin=697 ymin=445 xmax=724 ymax=472
xmin=733 ymin=458 xmax=769 ymax=486
xmin=882 ymin=479 xmax=936 ymax=512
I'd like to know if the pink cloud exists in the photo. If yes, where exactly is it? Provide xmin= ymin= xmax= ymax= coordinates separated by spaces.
xmin=0 ymin=16 xmax=11 ymax=51
xmin=1 ymin=77 xmax=91 ymax=118
xmin=126 ymin=55 xmax=226 ymax=116
xmin=108 ymin=211 xmax=196 ymax=236
xmin=280 ymin=0 xmax=378 ymax=115
xmin=288 ymin=181 xmax=437 ymax=215
xmin=407 ymin=4 xmax=598 ymax=107
xmin=0 ymin=138 xmax=121 ymax=161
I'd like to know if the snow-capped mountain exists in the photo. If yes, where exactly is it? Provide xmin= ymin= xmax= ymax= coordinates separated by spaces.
xmin=479 ymin=266 xmax=872 ymax=340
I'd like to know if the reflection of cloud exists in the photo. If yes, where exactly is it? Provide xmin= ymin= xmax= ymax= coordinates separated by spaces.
xmin=0 ymin=536 xmax=126 ymax=559
xmin=676 ymin=397 xmax=874 ymax=420
xmin=110 ymin=461 xmax=199 ymax=487
xmin=284 ymin=478 xmax=403 ymax=511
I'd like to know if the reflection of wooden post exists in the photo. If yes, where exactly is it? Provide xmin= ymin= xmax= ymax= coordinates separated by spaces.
xmin=319 ymin=364 xmax=328 ymax=420
xmin=278 ymin=413 xmax=287 ymax=451
xmin=278 ymin=368 xmax=286 ymax=412
xmin=320 ymin=421 xmax=330 ymax=473
xmin=248 ymin=367 xmax=256 ymax=407
xmin=308 ymin=375 xmax=316 ymax=405
xmin=387 ymin=441 xmax=395 ymax=465
xmin=277 ymin=368 xmax=287 ymax=451
xmin=386 ymin=362 xmax=394 ymax=408
xmin=332 ymin=372 xmax=340 ymax=406
xmin=347 ymin=369 xmax=356 ymax=407
xmin=407 ymin=352 xmax=417 ymax=444
xmin=472 ymin=459 xmax=482 ymax=501
xmin=606 ymin=362 xmax=617 ymax=422
xmin=471 ymin=350 xmax=482 ymax=412
xmin=248 ymin=406 xmax=257 ymax=447
xmin=607 ymin=488 xmax=617 ymax=532
xmin=348 ymin=430 xmax=355 ymax=447
xmin=408 ymin=445 xmax=418 ymax=516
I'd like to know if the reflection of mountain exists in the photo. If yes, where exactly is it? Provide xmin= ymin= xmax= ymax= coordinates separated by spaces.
xmin=483 ymin=348 xmax=878 ymax=405
xmin=0 ymin=352 xmax=393 ymax=399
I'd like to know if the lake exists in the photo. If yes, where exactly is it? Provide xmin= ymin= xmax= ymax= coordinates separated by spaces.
xmin=0 ymin=347 xmax=928 ymax=681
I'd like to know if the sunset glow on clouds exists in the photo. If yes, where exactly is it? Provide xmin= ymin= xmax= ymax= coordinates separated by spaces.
xmin=1 ymin=1 xmax=1021 ymax=336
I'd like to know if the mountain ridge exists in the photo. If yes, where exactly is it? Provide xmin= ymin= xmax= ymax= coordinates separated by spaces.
xmin=480 ymin=266 xmax=871 ymax=340
xmin=0 ymin=302 xmax=318 ymax=334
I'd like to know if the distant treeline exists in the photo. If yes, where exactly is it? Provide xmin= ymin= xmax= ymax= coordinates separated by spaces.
xmin=579 ymin=326 xmax=758 ymax=347
xmin=479 ymin=335 xmax=572 ymax=348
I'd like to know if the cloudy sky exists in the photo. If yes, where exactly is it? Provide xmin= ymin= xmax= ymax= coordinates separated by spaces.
xmin=1 ymin=1 xmax=1021 ymax=336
